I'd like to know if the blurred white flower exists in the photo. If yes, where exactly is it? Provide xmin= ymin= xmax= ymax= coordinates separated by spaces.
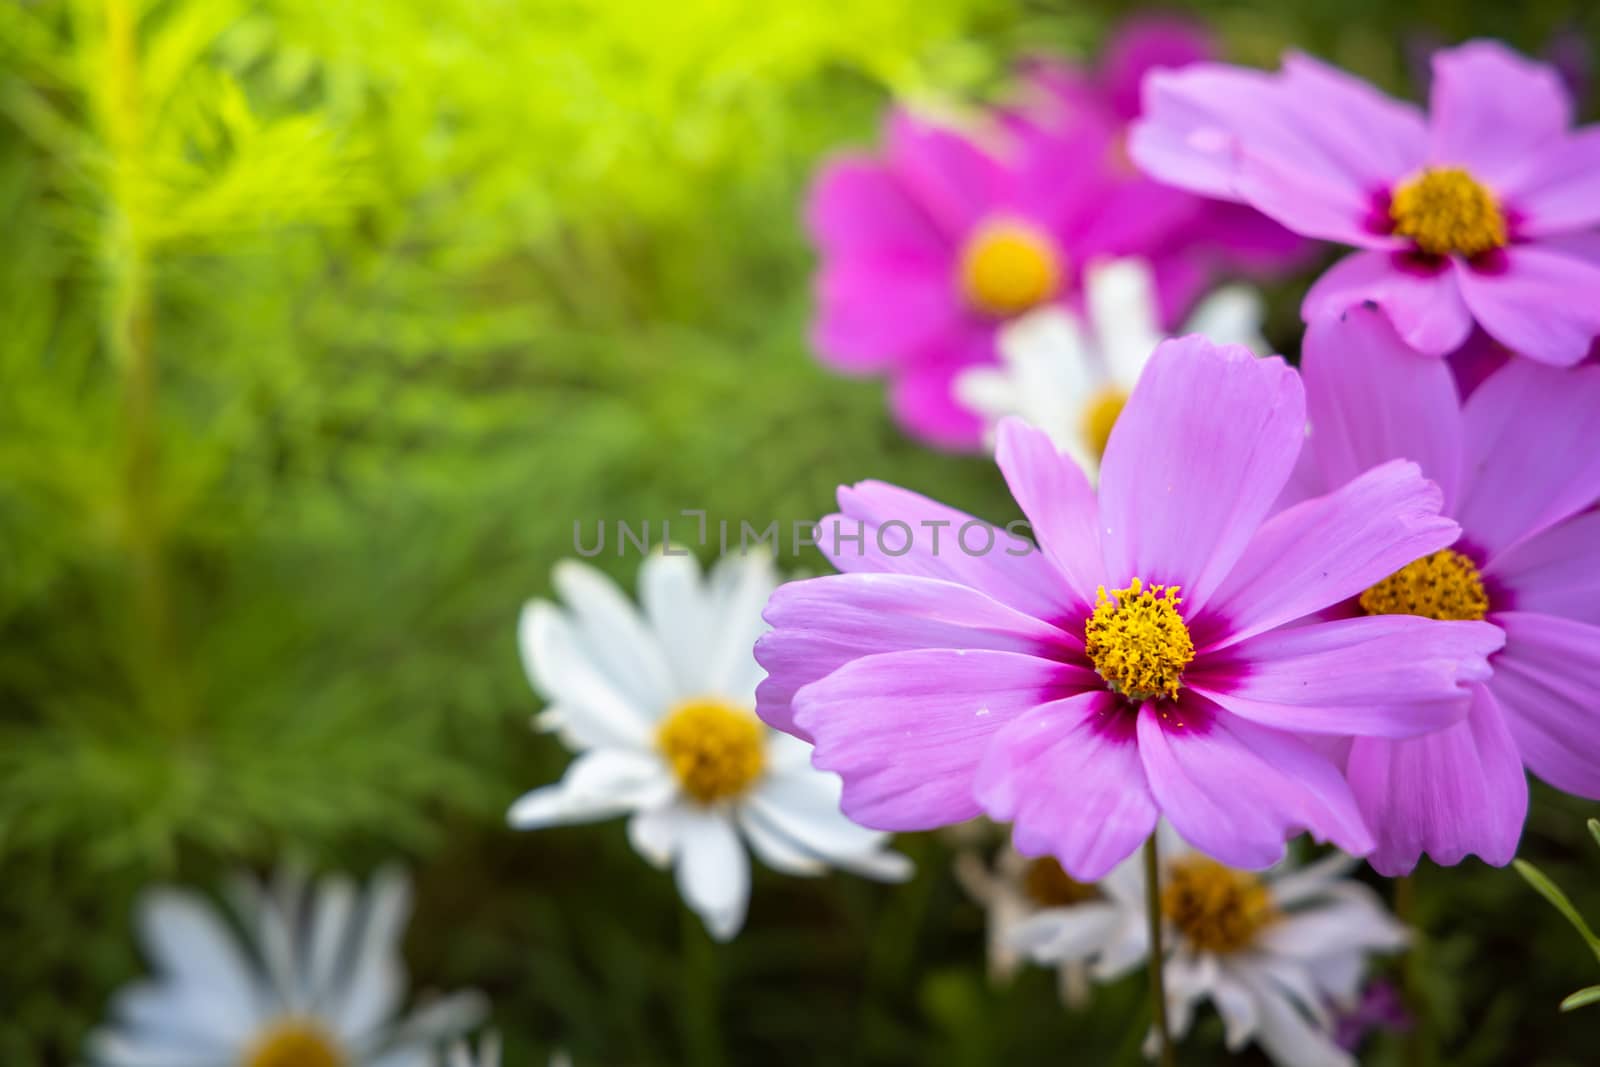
xmin=90 ymin=866 xmax=485 ymax=1067
xmin=954 ymin=844 xmax=1119 ymax=1006
xmin=954 ymin=258 xmax=1268 ymax=478
xmin=510 ymin=549 xmax=912 ymax=941
xmin=1015 ymin=825 xmax=1408 ymax=1067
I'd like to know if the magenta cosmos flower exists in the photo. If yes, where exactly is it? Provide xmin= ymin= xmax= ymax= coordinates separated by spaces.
xmin=753 ymin=337 xmax=1501 ymax=879
xmin=1130 ymin=41 xmax=1600 ymax=365
xmin=1288 ymin=304 xmax=1600 ymax=874
xmin=1015 ymin=18 xmax=1306 ymax=322
xmin=807 ymin=22 xmax=1302 ymax=451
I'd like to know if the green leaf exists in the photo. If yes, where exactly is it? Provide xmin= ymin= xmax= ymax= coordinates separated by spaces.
xmin=1560 ymin=986 xmax=1600 ymax=1012
xmin=1588 ymin=818 xmax=1600 ymax=853
xmin=1514 ymin=860 xmax=1600 ymax=959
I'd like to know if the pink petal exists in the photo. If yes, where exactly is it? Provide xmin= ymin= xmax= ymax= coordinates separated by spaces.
xmin=1427 ymin=41 xmax=1572 ymax=185
xmin=754 ymin=573 xmax=1080 ymax=738
xmin=791 ymin=649 xmax=1089 ymax=829
xmin=811 ymin=259 xmax=960 ymax=372
xmin=1484 ymin=510 xmax=1600 ymax=627
xmin=1488 ymin=612 xmax=1600 ymax=799
xmin=993 ymin=418 xmax=1107 ymax=612
xmin=1136 ymin=693 xmax=1374 ymax=868
xmin=887 ymin=343 xmax=992 ymax=451
xmin=974 ymin=690 xmax=1159 ymax=881
xmin=1101 ymin=16 xmax=1216 ymax=121
xmin=1504 ymin=128 xmax=1600 ymax=236
xmin=886 ymin=110 xmax=1008 ymax=237
xmin=1189 ymin=615 xmax=1499 ymax=737
xmin=1129 ymin=57 xmax=1424 ymax=246
xmin=1199 ymin=460 xmax=1458 ymax=647
xmin=1455 ymin=359 xmax=1600 ymax=563
xmin=1097 ymin=337 xmax=1305 ymax=610
xmin=1455 ymin=246 xmax=1600 ymax=368
xmin=1302 ymin=251 xmax=1474 ymax=356
xmin=1300 ymin=303 xmax=1466 ymax=510
xmin=805 ymin=156 xmax=949 ymax=257
xmin=825 ymin=480 xmax=1079 ymax=623
xmin=1346 ymin=683 xmax=1527 ymax=876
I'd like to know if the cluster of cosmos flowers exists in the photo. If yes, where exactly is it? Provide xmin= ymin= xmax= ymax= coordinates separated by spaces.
xmin=88 ymin=21 xmax=1599 ymax=1067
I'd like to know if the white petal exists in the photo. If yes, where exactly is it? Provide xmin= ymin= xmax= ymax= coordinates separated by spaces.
xmin=306 ymin=874 xmax=358 ymax=1007
xmin=1237 ymin=970 xmax=1355 ymax=1067
xmin=86 ymin=1029 xmax=235 ymax=1067
xmin=1183 ymin=285 xmax=1269 ymax=357
xmin=1212 ymin=967 xmax=1263 ymax=1051
xmin=135 ymin=890 xmax=266 ymax=1037
xmin=736 ymin=804 xmax=829 ymax=877
xmin=380 ymin=991 xmax=489 ymax=1051
xmin=508 ymin=750 xmax=673 ymax=829
xmin=330 ymin=868 xmax=411 ymax=1041
xmin=640 ymin=550 xmax=713 ymax=700
xmin=1007 ymin=904 xmax=1123 ymax=965
xmin=225 ymin=875 xmax=301 ymax=1014
xmin=674 ymin=809 xmax=751 ymax=941
xmin=1258 ymin=885 xmax=1408 ymax=961
xmin=701 ymin=550 xmax=779 ymax=703
xmin=1266 ymin=850 xmax=1359 ymax=908
xmin=1090 ymin=919 xmax=1151 ymax=982
xmin=953 ymin=366 xmax=1022 ymax=423
xmin=996 ymin=307 xmax=1101 ymax=451
xmin=551 ymin=560 xmax=677 ymax=714
xmin=627 ymin=803 xmax=692 ymax=868
xmin=1085 ymin=258 xmax=1165 ymax=389
xmin=519 ymin=601 xmax=654 ymax=749
xmin=745 ymin=771 xmax=910 ymax=881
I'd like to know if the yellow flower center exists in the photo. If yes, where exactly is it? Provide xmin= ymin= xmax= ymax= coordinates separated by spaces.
xmin=242 ymin=1021 xmax=345 ymax=1067
xmin=1359 ymin=549 xmax=1489 ymax=621
xmin=1079 ymin=386 xmax=1127 ymax=462
xmin=1021 ymin=856 xmax=1101 ymax=909
xmin=1161 ymin=856 xmax=1278 ymax=955
xmin=656 ymin=698 xmax=767 ymax=805
xmin=958 ymin=219 xmax=1063 ymax=317
xmin=1389 ymin=167 xmax=1507 ymax=258
xmin=1084 ymin=578 xmax=1194 ymax=702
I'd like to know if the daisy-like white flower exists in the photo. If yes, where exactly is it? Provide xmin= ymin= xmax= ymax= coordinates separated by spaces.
xmin=1286 ymin=304 xmax=1600 ymax=874
xmin=755 ymin=336 xmax=1503 ymax=881
xmin=1130 ymin=40 xmax=1600 ymax=365
xmin=89 ymin=867 xmax=485 ymax=1067
xmin=954 ymin=844 xmax=1114 ymax=1005
xmin=1018 ymin=825 xmax=1408 ymax=1067
xmin=953 ymin=257 xmax=1267 ymax=476
xmin=510 ymin=550 xmax=912 ymax=941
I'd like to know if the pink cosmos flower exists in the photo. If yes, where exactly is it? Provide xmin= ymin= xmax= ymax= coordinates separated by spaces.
xmin=753 ymin=337 xmax=1501 ymax=880
xmin=1289 ymin=304 xmax=1600 ymax=875
xmin=1130 ymin=40 xmax=1600 ymax=366
xmin=806 ymin=19 xmax=1303 ymax=451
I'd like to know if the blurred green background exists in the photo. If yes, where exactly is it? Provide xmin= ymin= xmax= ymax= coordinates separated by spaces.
xmin=1 ymin=0 xmax=1598 ymax=1063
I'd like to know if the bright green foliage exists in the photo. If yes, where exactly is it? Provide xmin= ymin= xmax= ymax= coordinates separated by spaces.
xmin=1515 ymin=820 xmax=1600 ymax=1013
xmin=1 ymin=1 xmax=1598 ymax=1065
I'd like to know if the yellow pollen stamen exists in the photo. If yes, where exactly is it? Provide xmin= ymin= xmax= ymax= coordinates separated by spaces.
xmin=1359 ymin=549 xmax=1489 ymax=621
xmin=656 ymin=698 xmax=767 ymax=805
xmin=1390 ymin=167 xmax=1507 ymax=258
xmin=958 ymin=219 xmax=1063 ymax=317
xmin=1080 ymin=387 xmax=1128 ymax=461
xmin=1021 ymin=856 xmax=1101 ymax=909
xmin=1161 ymin=856 xmax=1279 ymax=955
xmin=1084 ymin=577 xmax=1194 ymax=702
xmin=243 ymin=1021 xmax=345 ymax=1067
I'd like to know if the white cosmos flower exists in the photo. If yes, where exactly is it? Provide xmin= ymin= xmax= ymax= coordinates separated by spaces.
xmin=954 ymin=844 xmax=1117 ymax=1006
xmin=89 ymin=867 xmax=486 ymax=1067
xmin=509 ymin=549 xmax=912 ymax=941
xmin=954 ymin=257 xmax=1268 ymax=478
xmin=1013 ymin=825 xmax=1408 ymax=1067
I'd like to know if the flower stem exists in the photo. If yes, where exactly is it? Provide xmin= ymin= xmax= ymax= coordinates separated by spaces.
xmin=1396 ymin=872 xmax=1431 ymax=1065
xmin=1144 ymin=833 xmax=1177 ymax=1067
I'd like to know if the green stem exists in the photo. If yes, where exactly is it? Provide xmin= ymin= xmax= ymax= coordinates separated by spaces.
xmin=1145 ymin=834 xmax=1177 ymax=1067
xmin=679 ymin=906 xmax=725 ymax=1067
xmin=1396 ymin=872 xmax=1430 ymax=1065
xmin=100 ymin=0 xmax=186 ymax=729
